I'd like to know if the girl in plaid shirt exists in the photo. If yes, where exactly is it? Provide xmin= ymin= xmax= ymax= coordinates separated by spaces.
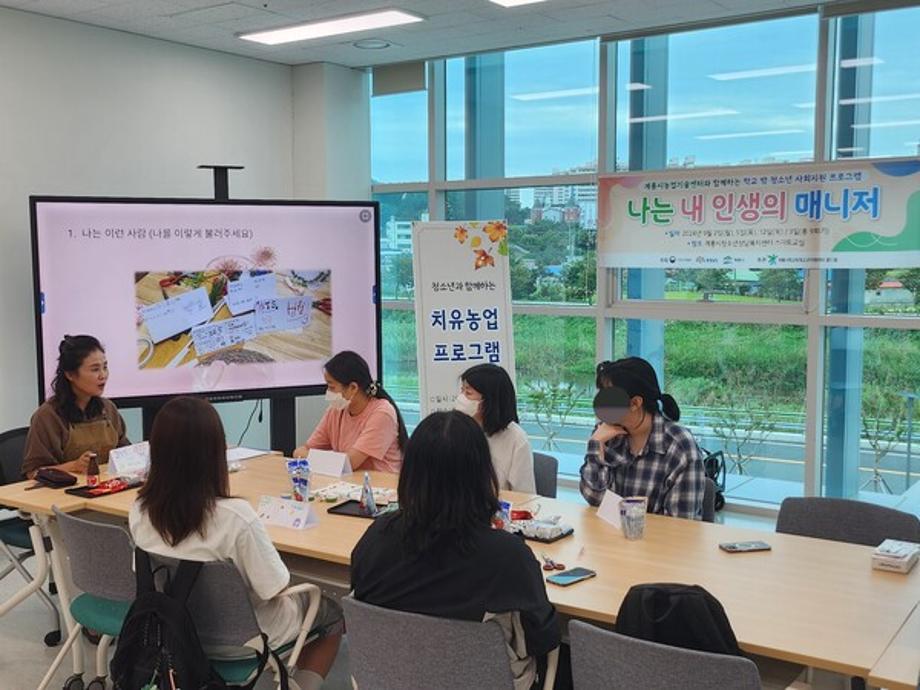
xmin=579 ymin=357 xmax=705 ymax=520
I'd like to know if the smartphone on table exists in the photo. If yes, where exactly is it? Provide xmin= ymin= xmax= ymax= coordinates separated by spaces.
xmin=718 ymin=540 xmax=771 ymax=553
xmin=546 ymin=567 xmax=597 ymax=586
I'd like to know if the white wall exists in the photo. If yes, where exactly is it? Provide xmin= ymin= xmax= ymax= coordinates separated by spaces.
xmin=0 ymin=7 xmax=297 ymax=445
xmin=0 ymin=8 xmax=373 ymax=448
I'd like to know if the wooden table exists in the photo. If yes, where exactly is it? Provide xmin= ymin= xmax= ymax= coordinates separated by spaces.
xmin=3 ymin=455 xmax=919 ymax=681
xmin=869 ymin=602 xmax=920 ymax=690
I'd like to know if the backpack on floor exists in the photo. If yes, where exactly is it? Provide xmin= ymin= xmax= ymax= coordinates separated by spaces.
xmin=111 ymin=548 xmax=226 ymax=690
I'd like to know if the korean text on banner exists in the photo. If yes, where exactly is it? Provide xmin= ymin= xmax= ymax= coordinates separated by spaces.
xmin=412 ymin=221 xmax=516 ymax=417
xmin=598 ymin=159 xmax=920 ymax=269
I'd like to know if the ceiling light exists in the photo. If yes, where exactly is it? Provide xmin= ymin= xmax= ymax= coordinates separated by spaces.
xmin=488 ymin=0 xmax=549 ymax=6
xmin=353 ymin=38 xmax=391 ymax=49
xmin=511 ymin=87 xmax=598 ymax=101
xmin=240 ymin=9 xmax=423 ymax=46
xmin=629 ymin=109 xmax=738 ymax=124
xmin=696 ymin=129 xmax=805 ymax=140
xmin=627 ymin=82 xmax=651 ymax=91
xmin=840 ymin=57 xmax=883 ymax=68
xmin=836 ymin=147 xmax=865 ymax=153
xmin=839 ymin=93 xmax=920 ymax=106
xmin=794 ymin=102 xmax=816 ymax=109
xmin=852 ymin=119 xmax=920 ymax=129
xmin=708 ymin=64 xmax=815 ymax=81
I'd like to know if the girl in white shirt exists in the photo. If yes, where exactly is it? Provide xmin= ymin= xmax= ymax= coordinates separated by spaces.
xmin=129 ymin=396 xmax=342 ymax=690
xmin=455 ymin=364 xmax=536 ymax=493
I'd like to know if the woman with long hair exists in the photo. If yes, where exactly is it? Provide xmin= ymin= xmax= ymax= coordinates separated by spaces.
xmin=293 ymin=350 xmax=407 ymax=473
xmin=351 ymin=411 xmax=561 ymax=689
xmin=23 ymin=334 xmax=129 ymax=479
xmin=455 ymin=363 xmax=536 ymax=492
xmin=580 ymin=357 xmax=705 ymax=519
xmin=129 ymin=397 xmax=343 ymax=690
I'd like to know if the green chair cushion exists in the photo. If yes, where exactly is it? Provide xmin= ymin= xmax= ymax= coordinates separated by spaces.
xmin=69 ymin=593 xmax=131 ymax=637
xmin=211 ymin=640 xmax=295 ymax=684
xmin=0 ymin=518 xmax=34 ymax=551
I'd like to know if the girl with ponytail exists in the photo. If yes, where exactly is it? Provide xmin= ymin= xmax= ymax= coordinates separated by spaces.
xmin=579 ymin=357 xmax=705 ymax=520
xmin=293 ymin=351 xmax=407 ymax=473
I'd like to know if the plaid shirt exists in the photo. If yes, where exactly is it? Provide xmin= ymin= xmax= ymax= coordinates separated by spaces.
xmin=579 ymin=413 xmax=705 ymax=520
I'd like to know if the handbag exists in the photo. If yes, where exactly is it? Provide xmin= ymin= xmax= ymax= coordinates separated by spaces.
xmin=31 ymin=467 xmax=78 ymax=489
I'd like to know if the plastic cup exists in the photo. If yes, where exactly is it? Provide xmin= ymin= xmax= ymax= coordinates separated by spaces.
xmin=621 ymin=496 xmax=647 ymax=540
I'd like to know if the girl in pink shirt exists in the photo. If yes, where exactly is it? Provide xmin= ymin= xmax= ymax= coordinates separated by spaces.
xmin=293 ymin=351 xmax=407 ymax=473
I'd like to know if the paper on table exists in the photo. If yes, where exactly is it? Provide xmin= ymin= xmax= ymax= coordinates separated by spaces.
xmin=140 ymin=287 xmax=212 ymax=343
xmin=257 ymin=495 xmax=318 ymax=530
xmin=597 ymin=490 xmax=623 ymax=530
xmin=109 ymin=441 xmax=150 ymax=476
xmin=225 ymin=273 xmax=276 ymax=316
xmin=308 ymin=449 xmax=351 ymax=477
xmin=226 ymin=447 xmax=267 ymax=463
xmin=254 ymin=296 xmax=313 ymax=335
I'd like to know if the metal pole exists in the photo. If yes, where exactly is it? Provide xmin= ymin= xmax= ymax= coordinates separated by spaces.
xmin=901 ymin=391 xmax=916 ymax=490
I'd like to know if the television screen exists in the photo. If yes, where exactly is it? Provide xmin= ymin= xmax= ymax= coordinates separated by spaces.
xmin=31 ymin=197 xmax=380 ymax=405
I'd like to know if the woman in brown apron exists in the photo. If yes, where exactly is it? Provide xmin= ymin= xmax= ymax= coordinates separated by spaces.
xmin=22 ymin=335 xmax=129 ymax=479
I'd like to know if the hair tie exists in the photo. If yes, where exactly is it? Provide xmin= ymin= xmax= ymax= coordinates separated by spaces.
xmin=367 ymin=381 xmax=379 ymax=396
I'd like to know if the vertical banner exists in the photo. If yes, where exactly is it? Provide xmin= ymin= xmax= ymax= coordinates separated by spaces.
xmin=413 ymin=220 xmax=516 ymax=418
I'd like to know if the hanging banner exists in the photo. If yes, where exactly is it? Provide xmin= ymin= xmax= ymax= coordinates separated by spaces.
xmin=413 ymin=221 xmax=516 ymax=418
xmin=598 ymin=158 xmax=920 ymax=269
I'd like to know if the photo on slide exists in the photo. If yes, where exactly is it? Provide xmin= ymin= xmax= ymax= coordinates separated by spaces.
xmin=135 ymin=257 xmax=332 ymax=370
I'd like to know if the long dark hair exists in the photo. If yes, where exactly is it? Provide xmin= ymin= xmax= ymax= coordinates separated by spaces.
xmin=396 ymin=411 xmax=499 ymax=555
xmin=461 ymin=363 xmax=519 ymax=436
xmin=138 ymin=397 xmax=229 ymax=546
xmin=325 ymin=350 xmax=408 ymax=451
xmin=596 ymin=357 xmax=681 ymax=421
xmin=51 ymin=335 xmax=105 ymax=423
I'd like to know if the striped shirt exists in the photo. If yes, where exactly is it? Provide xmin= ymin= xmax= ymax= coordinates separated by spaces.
xmin=579 ymin=413 xmax=705 ymax=520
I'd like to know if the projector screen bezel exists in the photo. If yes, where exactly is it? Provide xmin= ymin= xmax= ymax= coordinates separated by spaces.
xmin=30 ymin=195 xmax=382 ymax=408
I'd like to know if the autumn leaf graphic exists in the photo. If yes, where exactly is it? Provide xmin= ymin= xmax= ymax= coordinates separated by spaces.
xmin=471 ymin=236 xmax=482 ymax=248
xmin=454 ymin=226 xmax=469 ymax=244
xmin=474 ymin=249 xmax=495 ymax=270
xmin=483 ymin=221 xmax=508 ymax=243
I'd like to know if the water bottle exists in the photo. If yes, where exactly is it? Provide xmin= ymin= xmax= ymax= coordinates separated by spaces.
xmin=360 ymin=471 xmax=377 ymax=515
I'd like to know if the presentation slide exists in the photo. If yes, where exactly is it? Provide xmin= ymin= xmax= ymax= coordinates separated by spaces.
xmin=32 ymin=199 xmax=379 ymax=402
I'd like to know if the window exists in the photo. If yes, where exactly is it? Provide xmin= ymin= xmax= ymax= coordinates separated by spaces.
xmin=829 ymin=6 xmax=920 ymax=160
xmin=371 ymin=11 xmax=920 ymax=515
xmin=371 ymin=89 xmax=428 ymax=183
xmin=375 ymin=192 xmax=428 ymax=300
xmin=611 ymin=319 xmax=807 ymax=505
xmin=446 ymin=41 xmax=599 ymax=180
xmin=614 ymin=15 xmax=818 ymax=171
xmin=823 ymin=327 xmax=920 ymax=497
xmin=446 ymin=187 xmax=597 ymax=304
xmin=619 ymin=268 xmax=805 ymax=303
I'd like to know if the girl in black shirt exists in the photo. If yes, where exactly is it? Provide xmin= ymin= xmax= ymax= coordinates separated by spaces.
xmin=351 ymin=411 xmax=561 ymax=689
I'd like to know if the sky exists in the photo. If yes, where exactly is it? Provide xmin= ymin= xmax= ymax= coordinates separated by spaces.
xmin=371 ymin=7 xmax=920 ymax=185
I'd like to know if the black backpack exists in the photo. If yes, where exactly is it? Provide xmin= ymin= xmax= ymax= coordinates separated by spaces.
xmin=615 ymin=583 xmax=741 ymax=656
xmin=111 ymin=548 xmax=285 ymax=690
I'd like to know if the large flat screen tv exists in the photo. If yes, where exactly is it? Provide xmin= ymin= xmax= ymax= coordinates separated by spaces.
xmin=31 ymin=197 xmax=380 ymax=406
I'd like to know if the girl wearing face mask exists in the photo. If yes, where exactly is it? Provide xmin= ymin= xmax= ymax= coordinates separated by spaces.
xmin=579 ymin=357 xmax=705 ymax=520
xmin=23 ymin=334 xmax=130 ymax=479
xmin=292 ymin=351 xmax=407 ymax=473
xmin=455 ymin=364 xmax=536 ymax=493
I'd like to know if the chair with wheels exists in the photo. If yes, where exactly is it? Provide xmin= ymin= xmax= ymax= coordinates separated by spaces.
xmin=0 ymin=426 xmax=62 ymax=646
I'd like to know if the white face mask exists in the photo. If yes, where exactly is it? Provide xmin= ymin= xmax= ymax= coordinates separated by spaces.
xmin=454 ymin=392 xmax=480 ymax=417
xmin=325 ymin=389 xmax=350 ymax=411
